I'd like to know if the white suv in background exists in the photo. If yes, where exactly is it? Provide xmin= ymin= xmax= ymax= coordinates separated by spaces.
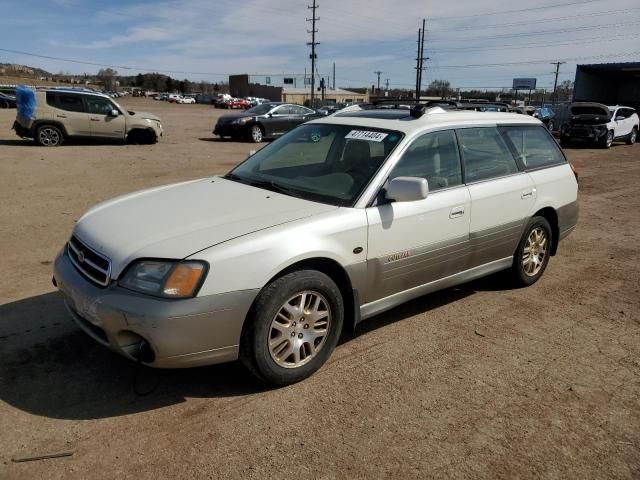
xmin=53 ymin=105 xmax=579 ymax=385
xmin=561 ymin=102 xmax=639 ymax=148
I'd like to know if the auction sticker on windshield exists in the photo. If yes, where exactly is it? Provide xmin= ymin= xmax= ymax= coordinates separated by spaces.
xmin=345 ymin=130 xmax=388 ymax=142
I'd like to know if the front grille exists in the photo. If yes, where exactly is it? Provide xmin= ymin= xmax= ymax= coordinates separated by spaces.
xmin=67 ymin=235 xmax=112 ymax=287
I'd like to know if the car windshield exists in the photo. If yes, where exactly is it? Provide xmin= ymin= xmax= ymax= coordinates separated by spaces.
xmin=226 ymin=124 xmax=403 ymax=206
xmin=246 ymin=104 xmax=275 ymax=115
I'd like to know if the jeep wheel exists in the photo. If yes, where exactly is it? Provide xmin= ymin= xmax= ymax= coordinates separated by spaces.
xmin=511 ymin=216 xmax=552 ymax=287
xmin=36 ymin=125 xmax=63 ymax=147
xmin=240 ymin=270 xmax=344 ymax=386
xmin=626 ymin=127 xmax=637 ymax=145
xmin=602 ymin=130 xmax=614 ymax=149
xmin=249 ymin=125 xmax=263 ymax=143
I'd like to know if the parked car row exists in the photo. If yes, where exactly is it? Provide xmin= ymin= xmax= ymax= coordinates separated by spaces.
xmin=152 ymin=93 xmax=197 ymax=104
xmin=0 ymin=92 xmax=17 ymax=108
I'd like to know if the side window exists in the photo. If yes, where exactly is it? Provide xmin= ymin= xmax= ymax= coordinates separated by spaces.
xmin=55 ymin=94 xmax=85 ymax=113
xmin=457 ymin=127 xmax=518 ymax=182
xmin=291 ymin=106 xmax=309 ymax=115
xmin=501 ymin=126 xmax=564 ymax=169
xmin=86 ymin=96 xmax=115 ymax=115
xmin=389 ymin=130 xmax=462 ymax=192
xmin=272 ymin=106 xmax=289 ymax=115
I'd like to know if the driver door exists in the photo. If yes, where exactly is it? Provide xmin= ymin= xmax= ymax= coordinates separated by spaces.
xmin=264 ymin=105 xmax=291 ymax=137
xmin=84 ymin=96 xmax=126 ymax=139
xmin=365 ymin=129 xmax=471 ymax=302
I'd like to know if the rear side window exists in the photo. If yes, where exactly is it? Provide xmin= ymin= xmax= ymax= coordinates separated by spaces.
xmin=47 ymin=93 xmax=85 ymax=113
xmin=501 ymin=126 xmax=565 ymax=169
xmin=389 ymin=129 xmax=462 ymax=191
xmin=457 ymin=127 xmax=518 ymax=182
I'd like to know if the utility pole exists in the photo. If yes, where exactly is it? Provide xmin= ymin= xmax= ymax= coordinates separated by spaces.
xmin=385 ymin=78 xmax=390 ymax=91
xmin=374 ymin=70 xmax=383 ymax=93
xmin=333 ymin=62 xmax=335 ymax=90
xmin=551 ymin=61 xmax=565 ymax=104
xmin=414 ymin=18 xmax=427 ymax=102
xmin=307 ymin=0 xmax=319 ymax=107
xmin=415 ymin=27 xmax=422 ymax=101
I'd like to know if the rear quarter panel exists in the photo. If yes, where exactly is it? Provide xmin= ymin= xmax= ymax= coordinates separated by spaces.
xmin=527 ymin=163 xmax=579 ymax=233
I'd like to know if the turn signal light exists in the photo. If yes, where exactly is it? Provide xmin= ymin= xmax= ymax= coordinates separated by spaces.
xmin=164 ymin=263 xmax=205 ymax=297
xmin=570 ymin=162 xmax=579 ymax=184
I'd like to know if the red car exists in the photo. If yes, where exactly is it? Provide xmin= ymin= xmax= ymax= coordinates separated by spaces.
xmin=223 ymin=98 xmax=249 ymax=109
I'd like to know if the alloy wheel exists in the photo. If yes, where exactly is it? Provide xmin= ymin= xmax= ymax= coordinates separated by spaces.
xmin=606 ymin=131 xmax=614 ymax=148
xmin=268 ymin=291 xmax=331 ymax=368
xmin=39 ymin=127 xmax=60 ymax=146
xmin=251 ymin=126 xmax=263 ymax=142
xmin=522 ymin=227 xmax=548 ymax=277
xmin=631 ymin=130 xmax=637 ymax=144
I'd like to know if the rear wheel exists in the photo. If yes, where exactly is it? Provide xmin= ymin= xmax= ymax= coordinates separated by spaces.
xmin=240 ymin=270 xmax=344 ymax=386
xmin=511 ymin=216 xmax=552 ymax=287
xmin=36 ymin=125 xmax=63 ymax=147
xmin=626 ymin=127 xmax=637 ymax=145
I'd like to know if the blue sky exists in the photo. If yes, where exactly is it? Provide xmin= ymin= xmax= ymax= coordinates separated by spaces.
xmin=2 ymin=0 xmax=639 ymax=91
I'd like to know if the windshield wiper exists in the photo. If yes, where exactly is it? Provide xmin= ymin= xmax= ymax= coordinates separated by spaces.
xmin=246 ymin=178 xmax=304 ymax=198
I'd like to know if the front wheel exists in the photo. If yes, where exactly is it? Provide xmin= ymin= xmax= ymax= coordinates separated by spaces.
xmin=240 ymin=270 xmax=344 ymax=386
xmin=36 ymin=125 xmax=63 ymax=147
xmin=626 ymin=127 xmax=637 ymax=145
xmin=601 ymin=130 xmax=614 ymax=149
xmin=249 ymin=124 xmax=263 ymax=143
xmin=547 ymin=120 xmax=554 ymax=132
xmin=511 ymin=216 xmax=552 ymax=287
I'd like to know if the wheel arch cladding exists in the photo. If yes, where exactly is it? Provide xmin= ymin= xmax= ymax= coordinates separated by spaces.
xmin=245 ymin=257 xmax=357 ymax=338
xmin=533 ymin=207 xmax=559 ymax=255
xmin=34 ymin=120 xmax=68 ymax=137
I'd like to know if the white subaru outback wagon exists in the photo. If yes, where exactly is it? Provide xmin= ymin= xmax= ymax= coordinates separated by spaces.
xmin=53 ymin=106 xmax=579 ymax=385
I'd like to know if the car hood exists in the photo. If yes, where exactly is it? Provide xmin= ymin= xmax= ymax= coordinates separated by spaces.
xmin=73 ymin=177 xmax=336 ymax=278
xmin=127 ymin=110 xmax=161 ymax=121
xmin=216 ymin=111 xmax=258 ymax=122
xmin=568 ymin=102 xmax=611 ymax=124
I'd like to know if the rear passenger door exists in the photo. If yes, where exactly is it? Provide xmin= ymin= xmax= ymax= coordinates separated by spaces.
xmin=366 ymin=129 xmax=471 ymax=302
xmin=46 ymin=92 xmax=91 ymax=137
xmin=458 ymin=127 xmax=535 ymax=268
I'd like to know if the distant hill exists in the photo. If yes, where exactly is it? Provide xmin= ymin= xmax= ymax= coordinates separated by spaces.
xmin=0 ymin=63 xmax=53 ymax=79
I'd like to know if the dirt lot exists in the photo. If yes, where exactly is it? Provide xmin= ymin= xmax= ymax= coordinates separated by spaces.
xmin=0 ymin=97 xmax=639 ymax=479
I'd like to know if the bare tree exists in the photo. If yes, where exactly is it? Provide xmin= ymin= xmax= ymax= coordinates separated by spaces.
xmin=97 ymin=68 xmax=118 ymax=90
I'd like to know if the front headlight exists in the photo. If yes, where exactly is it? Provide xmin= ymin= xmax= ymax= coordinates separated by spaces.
xmin=232 ymin=117 xmax=252 ymax=125
xmin=119 ymin=260 xmax=208 ymax=298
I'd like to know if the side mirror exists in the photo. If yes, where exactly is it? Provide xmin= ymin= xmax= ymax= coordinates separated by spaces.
xmin=268 ymin=113 xmax=273 ymax=118
xmin=109 ymin=109 xmax=119 ymax=117
xmin=385 ymin=177 xmax=429 ymax=203
xmin=615 ymin=116 xmax=624 ymax=122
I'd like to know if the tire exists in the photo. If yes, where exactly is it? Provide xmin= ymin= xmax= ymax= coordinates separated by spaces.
xmin=240 ymin=270 xmax=344 ymax=386
xmin=249 ymin=124 xmax=264 ymax=143
xmin=601 ymin=130 xmax=614 ymax=149
xmin=511 ymin=216 xmax=552 ymax=287
xmin=547 ymin=120 xmax=554 ymax=132
xmin=36 ymin=125 xmax=63 ymax=147
xmin=626 ymin=127 xmax=637 ymax=145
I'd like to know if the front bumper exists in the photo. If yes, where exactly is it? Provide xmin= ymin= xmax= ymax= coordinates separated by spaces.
xmin=53 ymin=250 xmax=258 ymax=368
xmin=561 ymin=125 xmax=607 ymax=141
xmin=213 ymin=123 xmax=249 ymax=137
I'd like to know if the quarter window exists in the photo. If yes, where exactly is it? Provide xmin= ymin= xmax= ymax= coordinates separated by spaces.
xmin=457 ymin=127 xmax=518 ymax=182
xmin=501 ymin=126 xmax=564 ymax=169
xmin=389 ymin=130 xmax=462 ymax=192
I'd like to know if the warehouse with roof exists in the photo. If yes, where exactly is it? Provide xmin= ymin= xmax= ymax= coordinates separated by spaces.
xmin=573 ymin=62 xmax=640 ymax=109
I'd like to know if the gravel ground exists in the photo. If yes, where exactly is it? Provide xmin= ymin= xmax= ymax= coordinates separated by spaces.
xmin=0 ymin=98 xmax=639 ymax=479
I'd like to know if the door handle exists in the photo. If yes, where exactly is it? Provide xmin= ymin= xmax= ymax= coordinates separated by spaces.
xmin=90 ymin=117 xmax=101 ymax=121
xmin=449 ymin=206 xmax=465 ymax=219
xmin=56 ymin=114 xmax=67 ymax=118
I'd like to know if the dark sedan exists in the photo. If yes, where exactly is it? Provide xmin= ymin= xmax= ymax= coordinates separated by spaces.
xmin=214 ymin=102 xmax=320 ymax=142
xmin=0 ymin=92 xmax=17 ymax=109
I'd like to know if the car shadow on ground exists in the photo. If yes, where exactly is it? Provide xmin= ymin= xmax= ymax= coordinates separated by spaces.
xmin=0 ymin=272 xmax=513 ymax=420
